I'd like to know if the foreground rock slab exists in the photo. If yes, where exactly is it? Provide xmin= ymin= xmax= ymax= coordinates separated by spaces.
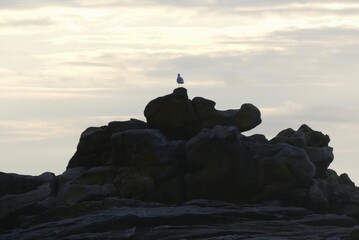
xmin=0 ymin=199 xmax=356 ymax=240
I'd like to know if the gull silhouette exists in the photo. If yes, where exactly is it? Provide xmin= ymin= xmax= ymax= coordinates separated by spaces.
xmin=176 ymin=73 xmax=184 ymax=88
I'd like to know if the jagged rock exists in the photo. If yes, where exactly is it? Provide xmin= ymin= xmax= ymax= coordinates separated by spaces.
xmin=144 ymin=88 xmax=262 ymax=140
xmin=298 ymin=124 xmax=331 ymax=147
xmin=67 ymin=119 xmax=147 ymax=169
xmin=307 ymin=179 xmax=329 ymax=212
xmin=247 ymin=134 xmax=269 ymax=144
xmin=185 ymin=126 xmax=247 ymax=201
xmin=0 ymin=172 xmax=55 ymax=197
xmin=112 ymin=129 xmax=187 ymax=203
xmin=184 ymin=125 xmax=316 ymax=203
xmin=305 ymin=146 xmax=334 ymax=178
xmin=340 ymin=173 xmax=356 ymax=187
xmin=271 ymin=125 xmax=333 ymax=178
xmin=0 ymin=172 xmax=56 ymax=229
xmin=56 ymin=166 xmax=118 ymax=206
xmin=57 ymin=167 xmax=88 ymax=186
xmin=326 ymin=169 xmax=342 ymax=185
xmin=270 ymin=124 xmax=330 ymax=148
xmin=112 ymin=129 xmax=170 ymax=167
xmin=328 ymin=184 xmax=359 ymax=205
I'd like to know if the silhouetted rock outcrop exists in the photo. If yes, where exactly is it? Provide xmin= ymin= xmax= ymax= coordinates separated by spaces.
xmin=67 ymin=119 xmax=147 ymax=169
xmin=1 ymin=88 xmax=358 ymax=240
xmin=144 ymin=88 xmax=261 ymax=140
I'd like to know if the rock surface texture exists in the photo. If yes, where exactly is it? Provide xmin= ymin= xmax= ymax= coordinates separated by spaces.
xmin=1 ymin=88 xmax=358 ymax=240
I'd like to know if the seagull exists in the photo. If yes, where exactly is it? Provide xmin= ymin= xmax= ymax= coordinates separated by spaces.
xmin=176 ymin=73 xmax=184 ymax=88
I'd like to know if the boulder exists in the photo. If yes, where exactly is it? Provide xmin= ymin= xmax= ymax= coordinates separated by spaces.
xmin=0 ymin=172 xmax=56 ymax=229
xmin=144 ymin=88 xmax=262 ymax=140
xmin=192 ymin=97 xmax=262 ymax=132
xmin=270 ymin=128 xmax=306 ymax=147
xmin=184 ymin=126 xmax=316 ymax=203
xmin=270 ymin=124 xmax=330 ymax=148
xmin=185 ymin=126 xmax=246 ymax=201
xmin=0 ymin=172 xmax=55 ymax=197
xmin=55 ymin=166 xmax=119 ymax=206
xmin=307 ymin=179 xmax=329 ymax=212
xmin=56 ymin=184 xmax=115 ymax=206
xmin=144 ymin=88 xmax=202 ymax=140
xmin=340 ymin=173 xmax=356 ymax=187
xmin=305 ymin=147 xmax=334 ymax=178
xmin=112 ymin=129 xmax=170 ymax=168
xmin=112 ymin=129 xmax=187 ymax=203
xmin=67 ymin=119 xmax=147 ymax=169
xmin=113 ymin=167 xmax=154 ymax=198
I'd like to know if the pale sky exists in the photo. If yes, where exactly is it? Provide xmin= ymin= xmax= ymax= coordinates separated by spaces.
xmin=1 ymin=0 xmax=358 ymax=183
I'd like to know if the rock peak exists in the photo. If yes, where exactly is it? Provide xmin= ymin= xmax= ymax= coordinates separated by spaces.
xmin=144 ymin=88 xmax=262 ymax=140
xmin=173 ymin=87 xmax=188 ymax=98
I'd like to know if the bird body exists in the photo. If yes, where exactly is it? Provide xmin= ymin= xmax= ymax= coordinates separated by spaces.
xmin=177 ymin=74 xmax=184 ymax=87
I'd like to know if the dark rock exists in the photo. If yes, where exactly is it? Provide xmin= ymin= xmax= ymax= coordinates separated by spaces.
xmin=270 ymin=124 xmax=330 ymax=148
xmin=67 ymin=119 xmax=147 ymax=169
xmin=56 ymin=183 xmax=115 ymax=206
xmin=184 ymin=126 xmax=315 ymax=203
xmin=307 ymin=179 xmax=329 ymax=212
xmin=270 ymin=127 xmax=306 ymax=147
xmin=298 ymin=124 xmax=331 ymax=147
xmin=112 ymin=129 xmax=187 ymax=203
xmin=192 ymin=97 xmax=262 ymax=132
xmin=305 ymin=146 xmax=334 ymax=178
xmin=112 ymin=129 xmax=169 ymax=168
xmin=0 ymin=199 xmax=356 ymax=240
xmin=144 ymin=88 xmax=202 ymax=140
xmin=113 ymin=167 xmax=154 ymax=198
xmin=3 ymin=89 xmax=359 ymax=239
xmin=0 ymin=172 xmax=56 ymax=229
xmin=58 ymin=167 xmax=88 ymax=186
xmin=71 ymin=166 xmax=118 ymax=185
xmin=326 ymin=169 xmax=342 ymax=185
xmin=56 ymin=166 xmax=118 ymax=206
xmin=144 ymin=88 xmax=262 ymax=140
xmin=247 ymin=134 xmax=269 ymax=144
xmin=328 ymin=184 xmax=359 ymax=205
xmin=340 ymin=173 xmax=356 ymax=187
xmin=0 ymin=172 xmax=55 ymax=197
xmin=351 ymin=226 xmax=359 ymax=240
xmin=185 ymin=126 xmax=246 ymax=201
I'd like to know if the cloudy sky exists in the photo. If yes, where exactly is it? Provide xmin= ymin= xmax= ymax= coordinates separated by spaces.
xmin=1 ymin=0 xmax=358 ymax=183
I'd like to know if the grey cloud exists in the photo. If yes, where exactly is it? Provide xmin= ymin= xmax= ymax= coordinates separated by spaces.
xmin=59 ymin=61 xmax=112 ymax=67
xmin=3 ymin=0 xmax=357 ymax=9
xmin=148 ymin=0 xmax=358 ymax=7
xmin=0 ymin=0 xmax=71 ymax=9
xmin=271 ymin=27 xmax=359 ymax=42
xmin=0 ymin=18 xmax=55 ymax=27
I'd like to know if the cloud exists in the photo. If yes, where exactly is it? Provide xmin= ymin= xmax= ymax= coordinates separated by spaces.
xmin=0 ymin=119 xmax=77 ymax=142
xmin=0 ymin=18 xmax=54 ymax=27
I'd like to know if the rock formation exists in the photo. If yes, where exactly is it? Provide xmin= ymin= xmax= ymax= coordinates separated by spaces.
xmin=1 ymin=88 xmax=358 ymax=240
xmin=144 ymin=88 xmax=261 ymax=140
